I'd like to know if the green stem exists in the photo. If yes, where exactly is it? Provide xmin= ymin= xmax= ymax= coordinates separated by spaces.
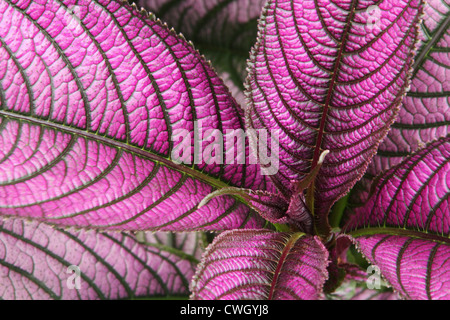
xmin=329 ymin=193 xmax=350 ymax=228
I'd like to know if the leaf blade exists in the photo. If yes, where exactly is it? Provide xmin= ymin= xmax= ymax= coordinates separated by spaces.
xmin=345 ymin=136 xmax=450 ymax=299
xmin=135 ymin=0 xmax=267 ymax=89
xmin=346 ymin=137 xmax=450 ymax=235
xmin=0 ymin=0 xmax=271 ymax=231
xmin=0 ymin=218 xmax=202 ymax=300
xmin=190 ymin=229 xmax=329 ymax=300
xmin=245 ymin=0 xmax=423 ymax=216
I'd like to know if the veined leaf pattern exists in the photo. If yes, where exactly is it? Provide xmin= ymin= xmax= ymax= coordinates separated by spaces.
xmin=245 ymin=0 xmax=422 ymax=215
xmin=0 ymin=0 xmax=271 ymax=231
xmin=135 ymin=0 xmax=267 ymax=90
xmin=366 ymin=0 xmax=450 ymax=179
xmin=351 ymin=235 xmax=450 ymax=300
xmin=346 ymin=137 xmax=450 ymax=299
xmin=190 ymin=229 xmax=329 ymax=300
xmin=0 ymin=218 xmax=201 ymax=299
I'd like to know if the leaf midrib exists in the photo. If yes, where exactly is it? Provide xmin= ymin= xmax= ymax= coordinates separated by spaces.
xmin=311 ymin=0 xmax=357 ymax=169
xmin=267 ymin=232 xmax=304 ymax=300
xmin=348 ymin=227 xmax=450 ymax=245
xmin=0 ymin=110 xmax=232 ymax=191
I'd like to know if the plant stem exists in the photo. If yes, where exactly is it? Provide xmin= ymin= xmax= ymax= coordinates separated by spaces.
xmin=329 ymin=192 xmax=350 ymax=228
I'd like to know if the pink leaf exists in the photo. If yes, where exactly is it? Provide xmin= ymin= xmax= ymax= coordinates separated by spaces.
xmin=346 ymin=137 xmax=450 ymax=299
xmin=0 ymin=0 xmax=272 ymax=231
xmin=190 ymin=229 xmax=329 ymax=300
xmin=245 ymin=0 xmax=422 ymax=219
xmin=0 ymin=218 xmax=201 ymax=299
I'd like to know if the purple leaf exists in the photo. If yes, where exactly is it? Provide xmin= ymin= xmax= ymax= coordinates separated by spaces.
xmin=135 ymin=0 xmax=267 ymax=88
xmin=350 ymin=0 xmax=450 ymax=206
xmin=245 ymin=0 xmax=422 ymax=219
xmin=190 ymin=229 xmax=329 ymax=300
xmin=369 ymin=0 xmax=450 ymax=174
xmin=346 ymin=137 xmax=450 ymax=234
xmin=196 ymin=149 xmax=329 ymax=232
xmin=0 ymin=0 xmax=272 ymax=231
xmin=351 ymin=235 xmax=450 ymax=300
xmin=135 ymin=0 xmax=266 ymax=51
xmin=141 ymin=231 xmax=205 ymax=260
xmin=345 ymin=137 xmax=450 ymax=299
xmin=0 ymin=218 xmax=201 ymax=299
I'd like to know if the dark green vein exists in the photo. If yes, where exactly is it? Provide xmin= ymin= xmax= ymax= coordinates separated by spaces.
xmin=59 ymin=229 xmax=134 ymax=298
xmin=0 ymin=119 xmax=22 ymax=165
xmin=0 ymin=39 xmax=35 ymax=116
xmin=271 ymin=6 xmax=325 ymax=126
xmin=395 ymin=238 xmax=414 ymax=298
xmin=0 ymin=259 xmax=58 ymax=300
xmin=335 ymin=18 xmax=417 ymax=85
xmin=56 ymin=0 xmax=131 ymax=143
xmin=0 ymin=147 xmax=123 ymax=209
xmin=402 ymin=158 xmax=449 ymax=230
xmin=101 ymin=233 xmax=170 ymax=295
xmin=5 ymin=0 xmax=91 ymax=130
xmin=145 ymin=13 xmax=200 ymax=162
xmin=343 ymin=0 xmax=416 ymax=56
xmin=311 ymin=0 xmax=358 ymax=170
xmin=391 ymin=120 xmax=450 ymax=129
xmin=412 ymin=9 xmax=450 ymax=76
xmin=255 ymin=43 xmax=317 ymax=149
xmin=109 ymin=173 xmax=188 ymax=227
xmin=374 ymin=140 xmax=447 ymax=226
xmin=407 ymin=91 xmax=450 ymax=98
xmin=92 ymin=0 xmax=172 ymax=153
xmin=291 ymin=0 xmax=332 ymax=74
xmin=0 ymin=224 xmax=105 ymax=299
xmin=425 ymin=192 xmax=450 ymax=235
xmin=142 ymin=245 xmax=193 ymax=293
xmin=370 ymin=234 xmax=392 ymax=261
xmin=268 ymin=232 xmax=304 ymax=300
xmin=197 ymin=60 xmax=227 ymax=183
xmin=312 ymin=0 xmax=340 ymax=44
xmin=196 ymin=199 xmax=243 ymax=229
xmin=0 ymin=110 xmax=241 ymax=193
xmin=0 ymin=134 xmax=76 ymax=186
xmin=46 ymin=160 xmax=161 ymax=220
xmin=330 ymin=58 xmax=413 ymax=111
xmin=350 ymin=227 xmax=450 ymax=244
xmin=426 ymin=243 xmax=440 ymax=300
xmin=196 ymin=267 xmax=272 ymax=297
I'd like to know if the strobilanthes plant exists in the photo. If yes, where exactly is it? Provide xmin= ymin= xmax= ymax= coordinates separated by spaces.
xmin=0 ymin=0 xmax=448 ymax=300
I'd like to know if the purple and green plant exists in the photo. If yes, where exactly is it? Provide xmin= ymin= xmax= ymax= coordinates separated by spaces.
xmin=0 ymin=0 xmax=448 ymax=300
